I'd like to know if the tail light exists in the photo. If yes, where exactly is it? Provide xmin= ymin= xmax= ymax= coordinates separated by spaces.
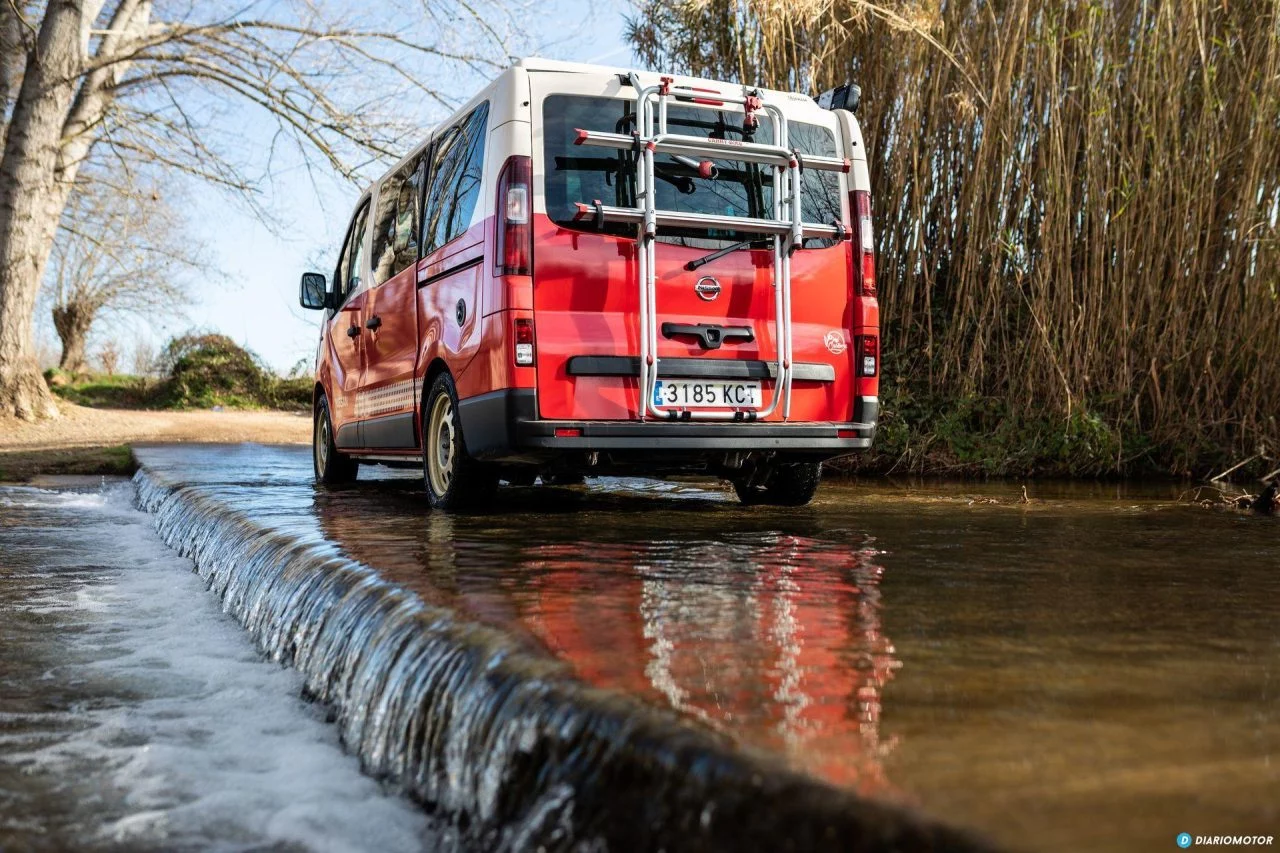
xmin=514 ymin=317 xmax=535 ymax=366
xmin=849 ymin=190 xmax=876 ymax=296
xmin=495 ymin=155 xmax=532 ymax=276
xmin=856 ymin=334 xmax=878 ymax=377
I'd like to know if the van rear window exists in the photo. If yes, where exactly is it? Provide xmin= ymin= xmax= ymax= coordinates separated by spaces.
xmin=542 ymin=94 xmax=842 ymax=249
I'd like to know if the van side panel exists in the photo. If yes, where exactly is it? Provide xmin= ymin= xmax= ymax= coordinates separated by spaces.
xmin=360 ymin=264 xmax=420 ymax=447
xmin=417 ymin=225 xmax=486 ymax=393
xmin=459 ymin=69 xmax=537 ymax=405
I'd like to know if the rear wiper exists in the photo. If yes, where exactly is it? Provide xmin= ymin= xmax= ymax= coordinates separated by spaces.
xmin=684 ymin=238 xmax=771 ymax=271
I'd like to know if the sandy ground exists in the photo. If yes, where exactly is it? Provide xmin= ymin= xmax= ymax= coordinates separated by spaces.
xmin=0 ymin=403 xmax=309 ymax=482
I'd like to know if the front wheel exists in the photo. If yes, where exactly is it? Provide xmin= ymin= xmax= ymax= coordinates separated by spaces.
xmin=422 ymin=373 xmax=497 ymax=510
xmin=734 ymin=462 xmax=821 ymax=507
xmin=314 ymin=395 xmax=359 ymax=484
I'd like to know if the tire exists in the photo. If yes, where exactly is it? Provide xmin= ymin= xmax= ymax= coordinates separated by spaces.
xmin=734 ymin=461 xmax=821 ymax=507
xmin=314 ymin=395 xmax=359 ymax=484
xmin=422 ymin=373 xmax=497 ymax=510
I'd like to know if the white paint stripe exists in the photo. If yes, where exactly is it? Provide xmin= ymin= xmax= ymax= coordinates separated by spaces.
xmin=355 ymin=380 xmax=417 ymax=419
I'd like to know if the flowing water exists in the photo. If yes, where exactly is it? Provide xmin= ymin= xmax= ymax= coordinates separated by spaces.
xmin=0 ymin=481 xmax=430 ymax=851
xmin=3 ymin=443 xmax=1278 ymax=852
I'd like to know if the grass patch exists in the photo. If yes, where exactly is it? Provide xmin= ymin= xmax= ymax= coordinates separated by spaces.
xmin=831 ymin=380 xmax=1250 ymax=480
xmin=0 ymin=444 xmax=137 ymax=483
xmin=47 ymin=372 xmax=160 ymax=408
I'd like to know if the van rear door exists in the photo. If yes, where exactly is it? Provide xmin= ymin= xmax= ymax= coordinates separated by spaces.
xmin=529 ymin=72 xmax=855 ymax=423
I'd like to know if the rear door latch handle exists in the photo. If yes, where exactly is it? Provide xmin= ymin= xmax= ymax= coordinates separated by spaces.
xmin=661 ymin=322 xmax=754 ymax=350
xmin=365 ymin=315 xmax=382 ymax=330
xmin=346 ymin=324 xmax=360 ymax=338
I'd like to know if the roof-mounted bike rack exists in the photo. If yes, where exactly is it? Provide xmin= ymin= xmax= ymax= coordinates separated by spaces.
xmin=572 ymin=73 xmax=850 ymax=422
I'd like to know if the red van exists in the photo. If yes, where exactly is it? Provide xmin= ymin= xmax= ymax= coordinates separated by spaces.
xmin=299 ymin=59 xmax=879 ymax=509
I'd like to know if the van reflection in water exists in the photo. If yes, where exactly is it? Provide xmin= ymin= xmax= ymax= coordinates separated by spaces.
xmin=313 ymin=488 xmax=901 ymax=796
xmin=518 ymin=538 xmax=901 ymax=794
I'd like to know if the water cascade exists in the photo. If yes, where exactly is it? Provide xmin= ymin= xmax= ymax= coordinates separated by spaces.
xmin=134 ymin=466 xmax=990 ymax=852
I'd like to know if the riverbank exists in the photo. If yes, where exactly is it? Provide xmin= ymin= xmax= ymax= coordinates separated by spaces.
xmin=831 ymin=385 xmax=1279 ymax=483
xmin=0 ymin=403 xmax=309 ymax=483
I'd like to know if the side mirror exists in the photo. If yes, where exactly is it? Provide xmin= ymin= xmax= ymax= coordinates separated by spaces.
xmin=299 ymin=272 xmax=328 ymax=310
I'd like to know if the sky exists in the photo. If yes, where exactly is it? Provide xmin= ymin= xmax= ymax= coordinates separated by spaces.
xmin=38 ymin=0 xmax=633 ymax=375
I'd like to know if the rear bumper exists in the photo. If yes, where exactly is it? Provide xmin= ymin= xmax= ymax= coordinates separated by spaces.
xmin=460 ymin=389 xmax=878 ymax=458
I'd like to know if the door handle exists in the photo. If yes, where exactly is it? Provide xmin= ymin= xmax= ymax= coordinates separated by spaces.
xmin=661 ymin=322 xmax=754 ymax=350
xmin=346 ymin=324 xmax=360 ymax=338
xmin=365 ymin=315 xmax=382 ymax=330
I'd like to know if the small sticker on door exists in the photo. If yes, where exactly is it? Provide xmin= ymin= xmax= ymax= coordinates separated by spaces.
xmin=824 ymin=331 xmax=847 ymax=355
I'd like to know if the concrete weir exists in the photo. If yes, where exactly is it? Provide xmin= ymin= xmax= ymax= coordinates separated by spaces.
xmin=132 ymin=448 xmax=992 ymax=852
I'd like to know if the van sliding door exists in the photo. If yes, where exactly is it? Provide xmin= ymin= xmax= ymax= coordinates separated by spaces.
xmin=361 ymin=156 xmax=427 ymax=449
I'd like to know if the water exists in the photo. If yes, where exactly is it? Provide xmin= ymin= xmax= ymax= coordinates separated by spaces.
xmin=0 ymin=481 xmax=430 ymax=851
xmin=130 ymin=447 xmax=975 ymax=852
xmin=5 ymin=445 xmax=1278 ymax=852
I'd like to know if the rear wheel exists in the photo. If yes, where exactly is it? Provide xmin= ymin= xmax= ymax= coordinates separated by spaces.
xmin=314 ymin=395 xmax=359 ymax=484
xmin=423 ymin=373 xmax=497 ymax=510
xmin=734 ymin=461 xmax=821 ymax=507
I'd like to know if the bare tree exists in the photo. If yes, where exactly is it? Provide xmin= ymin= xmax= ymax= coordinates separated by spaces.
xmin=129 ymin=337 xmax=156 ymax=377
xmin=96 ymin=338 xmax=120 ymax=374
xmin=44 ymin=172 xmax=204 ymax=374
xmin=0 ymin=0 xmax=523 ymax=419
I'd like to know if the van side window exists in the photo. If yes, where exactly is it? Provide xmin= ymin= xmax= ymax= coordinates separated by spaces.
xmin=421 ymin=102 xmax=490 ymax=255
xmin=333 ymin=200 xmax=370 ymax=305
xmin=345 ymin=204 xmax=370 ymax=298
xmin=372 ymin=156 xmax=424 ymax=284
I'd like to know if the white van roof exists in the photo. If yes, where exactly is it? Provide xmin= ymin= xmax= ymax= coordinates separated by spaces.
xmin=514 ymin=57 xmax=823 ymax=109
xmin=369 ymin=59 xmax=840 ymax=195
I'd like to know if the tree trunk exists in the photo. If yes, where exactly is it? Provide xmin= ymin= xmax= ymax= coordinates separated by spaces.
xmin=0 ymin=4 xmax=25 ymax=137
xmin=0 ymin=2 xmax=94 ymax=419
xmin=51 ymin=301 xmax=95 ymax=375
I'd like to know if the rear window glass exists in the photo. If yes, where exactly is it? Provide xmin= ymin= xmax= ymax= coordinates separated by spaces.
xmin=542 ymin=94 xmax=842 ymax=249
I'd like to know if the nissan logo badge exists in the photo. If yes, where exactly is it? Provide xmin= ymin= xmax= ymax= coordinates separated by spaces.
xmin=694 ymin=276 xmax=722 ymax=301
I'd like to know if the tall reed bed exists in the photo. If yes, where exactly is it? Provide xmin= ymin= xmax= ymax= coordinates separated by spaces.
xmin=631 ymin=0 xmax=1280 ymax=475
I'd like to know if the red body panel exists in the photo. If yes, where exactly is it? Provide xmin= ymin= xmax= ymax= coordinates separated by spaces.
xmin=362 ymin=265 xmax=419 ymax=417
xmin=326 ymin=297 xmax=366 ymax=427
xmin=530 ymin=214 xmax=869 ymax=422
xmin=415 ymin=226 xmax=487 ymax=395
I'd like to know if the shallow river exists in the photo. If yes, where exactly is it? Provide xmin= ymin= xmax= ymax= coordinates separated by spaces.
xmin=2 ymin=444 xmax=1277 ymax=852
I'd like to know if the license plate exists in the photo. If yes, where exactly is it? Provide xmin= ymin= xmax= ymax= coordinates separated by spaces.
xmin=652 ymin=379 xmax=762 ymax=408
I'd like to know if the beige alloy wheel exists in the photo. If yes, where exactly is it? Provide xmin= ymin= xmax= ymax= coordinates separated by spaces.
xmin=426 ymin=391 xmax=456 ymax=498
xmin=313 ymin=394 xmax=358 ymax=484
xmin=314 ymin=411 xmax=330 ymax=474
xmin=421 ymin=372 xmax=497 ymax=511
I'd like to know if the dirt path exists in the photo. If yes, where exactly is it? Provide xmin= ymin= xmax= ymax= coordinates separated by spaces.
xmin=0 ymin=404 xmax=310 ymax=482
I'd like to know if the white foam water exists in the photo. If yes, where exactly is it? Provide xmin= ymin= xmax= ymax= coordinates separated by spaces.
xmin=0 ymin=483 xmax=431 ymax=851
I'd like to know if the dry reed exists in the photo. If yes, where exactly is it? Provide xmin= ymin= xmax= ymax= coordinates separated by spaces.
xmin=630 ymin=0 xmax=1280 ymax=476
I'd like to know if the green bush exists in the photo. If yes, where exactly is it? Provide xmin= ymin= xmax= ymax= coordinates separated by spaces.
xmin=48 ymin=333 xmax=311 ymax=411
xmin=157 ymin=333 xmax=272 ymax=409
